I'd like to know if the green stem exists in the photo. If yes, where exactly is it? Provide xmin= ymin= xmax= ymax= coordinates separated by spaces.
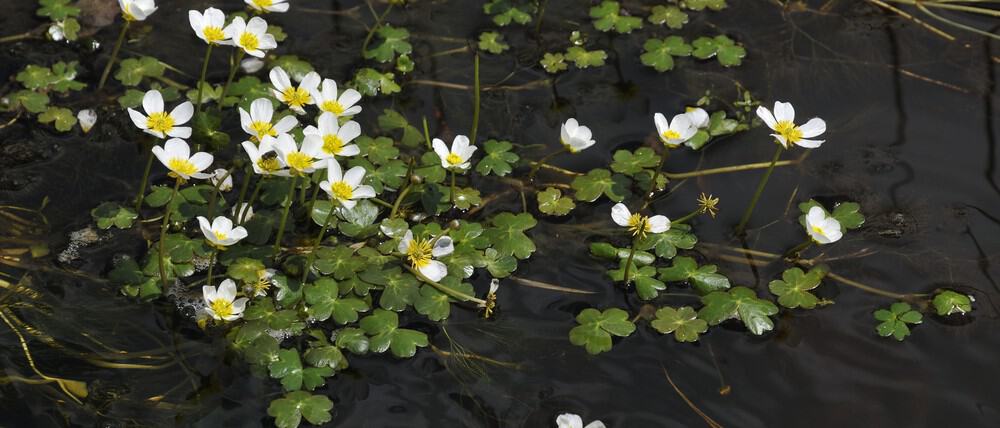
xmin=205 ymin=249 xmax=217 ymax=288
xmin=422 ymin=116 xmax=431 ymax=149
xmin=195 ymin=44 xmax=213 ymax=114
xmin=470 ymin=54 xmax=480 ymax=144
xmin=620 ymin=236 xmax=640 ymax=286
xmin=158 ymin=179 xmax=181 ymax=290
xmin=217 ymin=50 xmax=246 ymax=110
xmin=449 ymin=169 xmax=456 ymax=208
xmin=98 ymin=20 xmax=130 ymax=91
xmin=306 ymin=172 xmax=324 ymax=216
xmin=134 ymin=147 xmax=155 ymax=214
xmin=527 ymin=147 xmax=568 ymax=183
xmin=360 ymin=4 xmax=394 ymax=56
xmin=404 ymin=265 xmax=486 ymax=305
xmin=206 ymin=168 xmax=233 ymax=220
xmin=734 ymin=145 xmax=784 ymax=236
xmin=784 ymin=239 xmax=814 ymax=260
xmin=371 ymin=197 xmax=394 ymax=209
xmin=391 ymin=184 xmax=413 ymax=218
xmin=640 ymin=148 xmax=671 ymax=211
xmin=664 ymin=159 xmax=798 ymax=179
xmin=273 ymin=176 xmax=299 ymax=256
xmin=238 ymin=177 xmax=264 ymax=225
xmin=671 ymin=208 xmax=702 ymax=225
xmin=301 ymin=205 xmax=336 ymax=283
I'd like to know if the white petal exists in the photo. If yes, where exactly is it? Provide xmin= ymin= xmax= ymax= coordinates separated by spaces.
xmin=326 ymin=158 xmax=344 ymax=182
xmin=653 ymin=112 xmax=668 ymax=134
xmin=142 ymin=89 xmax=164 ymax=114
xmin=250 ymin=98 xmax=273 ymax=123
xmin=432 ymin=236 xmax=454 ymax=257
xmin=647 ymin=215 xmax=671 ymax=233
xmin=166 ymin=126 xmax=193 ymax=139
xmin=773 ymin=101 xmax=795 ymax=123
xmin=202 ymin=285 xmax=217 ymax=304
xmin=798 ymin=118 xmax=826 ymax=138
xmin=343 ymin=166 xmax=366 ymax=187
xmin=398 ymin=230 xmax=414 ymax=253
xmin=756 ymin=106 xmax=777 ymax=130
xmin=127 ymin=108 xmax=148 ymax=129
xmin=419 ymin=260 xmax=448 ymax=282
xmin=556 ymin=414 xmax=584 ymax=428
xmin=164 ymin=138 xmax=190 ymax=160
xmin=339 ymin=121 xmax=361 ymax=142
xmin=273 ymin=115 xmax=299 ymax=134
xmin=353 ymin=185 xmax=376 ymax=199
xmin=269 ymin=66 xmax=291 ymax=91
xmin=611 ymin=203 xmax=631 ymax=227
xmin=218 ymin=279 xmax=238 ymax=301
xmin=170 ymin=102 xmax=194 ymax=125
xmin=794 ymin=138 xmax=824 ymax=149
xmin=432 ymin=139 xmax=450 ymax=163
xmin=189 ymin=152 xmax=214 ymax=172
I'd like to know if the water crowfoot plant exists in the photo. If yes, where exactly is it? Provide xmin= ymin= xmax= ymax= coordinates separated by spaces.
xmin=98 ymin=0 xmax=158 ymax=90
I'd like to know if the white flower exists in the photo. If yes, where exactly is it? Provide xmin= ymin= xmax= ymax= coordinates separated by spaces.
xmin=241 ymin=57 xmax=266 ymax=73
xmin=685 ymin=107 xmax=710 ymax=129
xmin=303 ymin=113 xmax=361 ymax=159
xmin=556 ymin=413 xmax=606 ymax=428
xmin=246 ymin=268 xmax=276 ymax=297
xmin=198 ymin=215 xmax=249 ymax=247
xmin=189 ymin=7 xmax=229 ymax=45
xmin=398 ymin=230 xmax=454 ymax=282
xmin=47 ymin=23 xmax=65 ymax=41
xmin=433 ymin=135 xmax=477 ymax=171
xmin=311 ymin=78 xmax=362 ymax=117
xmin=242 ymin=136 xmax=291 ymax=177
xmin=320 ymin=159 xmax=375 ymax=209
xmin=119 ymin=0 xmax=157 ymax=21
xmin=611 ymin=203 xmax=670 ymax=237
xmin=225 ymin=16 xmax=277 ymax=58
xmin=202 ymin=279 xmax=248 ymax=321
xmin=804 ymin=206 xmax=843 ymax=244
xmin=127 ymin=89 xmax=193 ymax=139
xmin=210 ymin=168 xmax=233 ymax=191
xmin=239 ymin=98 xmax=299 ymax=141
xmin=152 ymin=138 xmax=213 ymax=180
xmin=653 ymin=112 xmax=696 ymax=147
xmin=560 ymin=118 xmax=595 ymax=153
xmin=270 ymin=67 xmax=320 ymax=114
xmin=273 ymin=133 xmax=325 ymax=176
xmin=77 ymin=109 xmax=97 ymax=133
xmin=232 ymin=203 xmax=254 ymax=222
xmin=756 ymin=101 xmax=826 ymax=149
xmin=246 ymin=0 xmax=289 ymax=13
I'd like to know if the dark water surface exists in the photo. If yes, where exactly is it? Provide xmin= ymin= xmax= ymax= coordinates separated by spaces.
xmin=2 ymin=0 xmax=999 ymax=426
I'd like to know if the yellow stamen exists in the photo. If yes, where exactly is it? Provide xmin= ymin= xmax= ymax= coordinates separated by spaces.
xmin=249 ymin=121 xmax=276 ymax=139
xmin=285 ymin=152 xmax=313 ymax=173
xmin=203 ymin=26 xmax=225 ymax=43
xmin=146 ymin=112 xmax=175 ymax=135
xmin=250 ymin=270 xmax=272 ymax=296
xmin=209 ymin=298 xmax=234 ymax=319
xmin=239 ymin=32 xmax=259 ymax=51
xmin=321 ymin=100 xmax=345 ymax=115
xmin=282 ymin=87 xmax=311 ymax=108
xmin=627 ymin=213 xmax=651 ymax=237
xmin=253 ymin=0 xmax=274 ymax=8
xmin=774 ymin=120 xmax=803 ymax=143
xmin=257 ymin=157 xmax=282 ymax=173
xmin=810 ymin=225 xmax=827 ymax=238
xmin=445 ymin=152 xmax=463 ymax=166
xmin=330 ymin=181 xmax=353 ymax=201
xmin=661 ymin=129 xmax=681 ymax=141
xmin=406 ymin=239 xmax=434 ymax=269
xmin=213 ymin=231 xmax=228 ymax=242
xmin=322 ymin=134 xmax=344 ymax=155
xmin=167 ymin=158 xmax=198 ymax=177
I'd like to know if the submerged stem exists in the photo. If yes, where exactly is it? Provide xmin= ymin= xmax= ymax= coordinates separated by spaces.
xmin=641 ymin=147 xmax=671 ymax=211
xmin=361 ymin=3 xmax=394 ymax=56
xmin=98 ymin=20 xmax=131 ymax=91
xmin=527 ymin=146 xmax=568 ymax=183
xmin=471 ymin=54 xmax=481 ymax=144
xmin=734 ymin=145 xmax=784 ymax=236
xmin=158 ymin=179 xmax=182 ymax=290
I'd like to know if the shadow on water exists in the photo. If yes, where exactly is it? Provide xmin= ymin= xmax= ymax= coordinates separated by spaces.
xmin=1 ymin=0 xmax=1000 ymax=426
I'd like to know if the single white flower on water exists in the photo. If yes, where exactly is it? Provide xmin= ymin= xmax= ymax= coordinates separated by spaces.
xmin=311 ymin=78 xmax=362 ymax=118
xmin=198 ymin=215 xmax=249 ymax=247
xmin=303 ymin=113 xmax=361 ymax=159
xmin=270 ymin=67 xmax=320 ymax=114
xmin=77 ymin=109 xmax=97 ymax=133
xmin=246 ymin=0 xmax=289 ymax=13
xmin=242 ymin=136 xmax=291 ymax=177
xmin=433 ymin=135 xmax=477 ymax=171
xmin=225 ymin=16 xmax=277 ymax=58
xmin=239 ymin=98 xmax=298 ymax=141
xmin=560 ymin=118 xmax=596 ymax=153
xmin=231 ymin=203 xmax=254 ymax=222
xmin=241 ymin=57 xmax=266 ymax=74
xmin=210 ymin=168 xmax=233 ymax=192
xmin=119 ymin=0 xmax=157 ymax=21
xmin=398 ymin=230 xmax=454 ymax=282
xmin=611 ymin=203 xmax=670 ymax=237
xmin=202 ymin=279 xmax=248 ymax=321
xmin=685 ymin=107 xmax=710 ymax=129
xmin=756 ymin=101 xmax=826 ymax=148
xmin=273 ymin=133 xmax=325 ymax=176
xmin=320 ymin=159 xmax=375 ymax=210
xmin=127 ymin=89 xmax=193 ymax=139
xmin=188 ymin=8 xmax=229 ymax=45
xmin=47 ymin=23 xmax=65 ymax=41
xmin=804 ymin=206 xmax=843 ymax=244
xmin=556 ymin=413 xmax=606 ymax=428
xmin=152 ymin=138 xmax=213 ymax=180
xmin=654 ymin=112 xmax=697 ymax=147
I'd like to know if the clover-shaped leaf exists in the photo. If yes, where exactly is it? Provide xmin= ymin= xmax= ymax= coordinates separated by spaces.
xmin=227 ymin=257 xmax=265 ymax=284
xmin=571 ymin=168 xmax=630 ymax=202
xmin=797 ymin=200 xmax=865 ymax=230
xmin=569 ymin=308 xmax=636 ymax=355
xmin=685 ymin=0 xmax=727 ymax=11
xmin=932 ymin=290 xmax=973 ymax=316
xmin=314 ymin=246 xmax=365 ymax=280
xmin=698 ymin=286 xmax=779 ymax=335
xmin=304 ymin=345 xmax=348 ymax=371
xmin=478 ymin=31 xmax=510 ymax=54
xmin=269 ymin=349 xmax=305 ymax=391
xmin=648 ymin=5 xmax=688 ymax=29
xmin=115 ymin=57 xmax=166 ymax=87
xmin=484 ymin=212 xmax=537 ymax=259
xmin=91 ymin=202 xmax=137 ymax=230
xmin=651 ymin=306 xmax=707 ymax=342
xmin=333 ymin=327 xmax=370 ymax=355
xmin=267 ymin=391 xmax=334 ymax=428
xmin=565 ymin=47 xmax=608 ymax=68
xmin=476 ymin=139 xmax=519 ymax=176
xmin=692 ymin=35 xmax=746 ymax=67
xmin=658 ymin=256 xmax=730 ymax=294
xmin=352 ymin=68 xmax=401 ymax=96
xmin=359 ymin=309 xmax=429 ymax=358
xmin=441 ymin=187 xmax=482 ymax=210
xmin=38 ymin=0 xmax=81 ymax=20
xmin=304 ymin=278 xmax=370 ymax=324
xmin=483 ymin=0 xmax=534 ymax=26
xmin=610 ymin=147 xmax=660 ymax=175
xmin=635 ymin=224 xmax=697 ymax=259
xmin=245 ymin=298 xmax=306 ymax=333
xmin=640 ymin=36 xmax=692 ymax=72
xmin=482 ymin=247 xmax=517 ymax=277
xmin=38 ymin=106 xmax=77 ymax=131
xmin=590 ymin=1 xmax=643 ymax=34
xmin=609 ymin=261 xmax=665 ymax=300
xmin=540 ymin=52 xmax=568 ymax=73
xmin=768 ymin=266 xmax=827 ymax=309
xmin=537 ymin=187 xmax=576 ymax=216
xmin=414 ymin=279 xmax=474 ymax=321
xmin=874 ymin=302 xmax=922 ymax=341
xmin=364 ymin=25 xmax=412 ymax=63
xmin=12 ymin=90 xmax=50 ymax=113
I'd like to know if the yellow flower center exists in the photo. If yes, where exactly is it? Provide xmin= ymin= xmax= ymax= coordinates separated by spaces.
xmin=810 ymin=225 xmax=827 ymax=239
xmin=322 ymin=134 xmax=344 ymax=155
xmin=330 ymin=181 xmax=353 ymax=201
xmin=253 ymin=0 xmax=274 ymax=8
xmin=249 ymin=121 xmax=276 ymax=138
xmin=146 ymin=112 xmax=174 ymax=134
xmin=122 ymin=3 xmax=136 ymax=21
xmin=661 ymin=129 xmax=681 ymax=141
xmin=239 ymin=32 xmax=260 ymax=51
xmin=281 ymin=87 xmax=311 ymax=108
xmin=321 ymin=100 xmax=345 ymax=115
xmin=257 ymin=156 xmax=282 ymax=173
xmin=203 ymin=26 xmax=225 ymax=43
xmin=251 ymin=271 xmax=272 ymax=296
xmin=627 ymin=213 xmax=650 ymax=237
xmin=167 ymin=158 xmax=198 ymax=176
xmin=285 ymin=151 xmax=313 ymax=173
xmin=774 ymin=120 xmax=803 ymax=143
xmin=213 ymin=231 xmax=228 ymax=242
xmin=446 ymin=152 xmax=463 ymax=166
xmin=209 ymin=298 xmax=234 ymax=319
xmin=406 ymin=239 xmax=434 ymax=269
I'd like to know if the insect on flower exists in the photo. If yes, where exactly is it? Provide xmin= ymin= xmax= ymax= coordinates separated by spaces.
xmin=239 ymin=98 xmax=299 ymax=141
xmin=270 ymin=67 xmax=320 ymax=114
xmin=398 ymin=230 xmax=454 ymax=282
xmin=433 ymin=135 xmax=477 ymax=171
xmin=653 ymin=112 xmax=697 ymax=147
xmin=611 ymin=203 xmax=670 ymax=238
xmin=243 ymin=136 xmax=290 ymax=177
xmin=560 ymin=118 xmax=596 ymax=153
xmin=127 ymin=89 xmax=193 ymax=139
xmin=202 ymin=279 xmax=248 ymax=321
xmin=304 ymin=113 xmax=362 ymax=159
xmin=756 ymin=101 xmax=827 ymax=149
xmin=152 ymin=138 xmax=213 ymax=180
xmin=319 ymin=159 xmax=376 ymax=209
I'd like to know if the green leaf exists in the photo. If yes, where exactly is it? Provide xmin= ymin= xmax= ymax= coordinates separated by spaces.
xmin=482 ymin=247 xmax=517 ymax=277
xmin=768 ymin=267 xmax=827 ymax=309
xmin=91 ymin=202 xmax=137 ymax=230
xmin=932 ymin=290 xmax=973 ymax=316
xmin=16 ymin=64 xmax=54 ymax=90
xmin=356 ymin=136 xmax=399 ymax=165
xmin=352 ymin=68 xmax=401 ymax=96
xmin=588 ymin=242 xmax=655 ymax=266
xmin=244 ymin=298 xmax=305 ymax=333
xmin=651 ymin=306 xmax=707 ymax=342
xmin=304 ymin=278 xmax=370 ymax=324
xmin=698 ymin=287 xmax=778 ymax=335
xmin=37 ymin=0 xmax=81 ymax=20
xmin=12 ymin=90 xmax=50 ymax=113
xmin=267 ymin=391 xmax=334 ymax=428
xmin=658 ymin=256 xmax=730 ymax=294
xmin=333 ymin=327 xmax=370 ymax=354
xmin=635 ymin=224 xmax=697 ymax=259
xmin=441 ymin=187 xmax=482 ymax=210
xmin=314 ymin=246 xmax=365 ymax=280
xmin=565 ymin=47 xmax=607 ymax=68
xmin=478 ymin=31 xmax=510 ymax=54
xmin=377 ymin=109 xmax=423 ymax=148
xmin=359 ymin=309 xmax=429 ymax=358
xmin=610 ymin=147 xmax=660 ymax=175
xmin=364 ymin=25 xmax=412 ymax=63
xmin=640 ymin=36 xmax=692 ymax=72
xmin=304 ymin=345 xmax=348 ymax=370
xmin=38 ymin=106 xmax=77 ymax=131
xmin=483 ymin=0 xmax=534 ymax=26
xmin=484 ymin=212 xmax=537 ymax=259
xmin=270 ymin=56 xmax=315 ymax=80
xmin=118 ymin=89 xmax=145 ymax=109
xmin=874 ymin=302 xmax=922 ymax=341
xmin=691 ymin=35 xmax=746 ymax=67
xmin=648 ymin=5 xmax=688 ymax=29
xmin=570 ymin=168 xmax=630 ymax=202
xmin=609 ymin=262 xmax=664 ymax=300
xmin=569 ymin=308 xmax=636 ymax=355
xmin=115 ymin=57 xmax=166 ymax=87
xmin=269 ymin=349 xmax=305 ymax=391
xmin=537 ymin=187 xmax=576 ymax=216
xmin=540 ymin=53 xmax=568 ymax=74
xmin=475 ymin=139 xmax=519 ymax=177
xmin=414 ymin=279 xmax=474 ymax=321
xmin=685 ymin=0 xmax=727 ymax=11
xmin=226 ymin=258 xmax=266 ymax=284
xmin=590 ymin=1 xmax=643 ymax=34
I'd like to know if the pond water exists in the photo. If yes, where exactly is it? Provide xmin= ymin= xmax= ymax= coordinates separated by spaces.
xmin=1 ymin=0 xmax=999 ymax=426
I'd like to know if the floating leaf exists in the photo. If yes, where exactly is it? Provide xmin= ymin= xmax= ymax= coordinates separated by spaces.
xmin=38 ymin=106 xmax=77 ymax=131
xmin=610 ymin=147 xmax=660 ymax=175
xmin=540 ymin=52 xmax=568 ymax=73
xmin=698 ymin=286 xmax=778 ymax=335
xmin=115 ymin=57 xmax=166 ymax=87
xmin=267 ymin=391 xmax=334 ymax=428
xmin=571 ymin=168 xmax=630 ymax=202
xmin=635 ymin=224 xmax=697 ymax=259
xmin=333 ymin=327 xmax=370 ymax=355
xmin=359 ymin=309 xmax=429 ymax=358
xmin=478 ymin=31 xmax=509 ymax=54
xmin=364 ymin=25 xmax=412 ymax=63
xmin=648 ymin=5 xmax=688 ymax=29
xmin=609 ymin=261 xmax=665 ymax=300
xmin=565 ymin=47 xmax=607 ymax=68
xmin=685 ymin=0 xmax=727 ymax=11
xmin=640 ymin=36 xmax=692 ymax=72
xmin=269 ymin=349 xmax=305 ymax=391
xmin=12 ymin=90 xmax=50 ymax=113
xmin=414 ymin=278 xmax=474 ymax=321
xmin=483 ymin=0 xmax=534 ymax=26
xmin=91 ymin=202 xmax=137 ymax=230
xmin=352 ymin=68 xmax=401 ymax=96
xmin=651 ymin=306 xmax=707 ymax=342
xmin=37 ymin=0 xmax=81 ymax=20
xmin=484 ymin=212 xmax=537 ymax=259
xmin=304 ymin=278 xmax=369 ymax=324
xmin=590 ymin=1 xmax=643 ymax=34
xmin=932 ymin=290 xmax=973 ymax=316
xmin=537 ymin=187 xmax=576 ymax=216
xmin=691 ymin=35 xmax=746 ymax=67
xmin=768 ymin=266 xmax=827 ymax=309
xmin=226 ymin=257 xmax=265 ymax=284
xmin=476 ymin=139 xmax=519 ymax=177
xmin=589 ymin=242 xmax=656 ymax=266
xmin=569 ymin=308 xmax=636 ymax=355
xmin=874 ymin=302 xmax=922 ymax=341
xmin=658 ymin=256 xmax=730 ymax=294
